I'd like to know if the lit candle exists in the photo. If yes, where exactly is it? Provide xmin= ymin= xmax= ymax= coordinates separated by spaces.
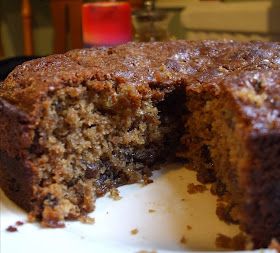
xmin=82 ymin=1 xmax=132 ymax=47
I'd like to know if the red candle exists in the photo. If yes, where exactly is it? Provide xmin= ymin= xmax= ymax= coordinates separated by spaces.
xmin=82 ymin=1 xmax=132 ymax=47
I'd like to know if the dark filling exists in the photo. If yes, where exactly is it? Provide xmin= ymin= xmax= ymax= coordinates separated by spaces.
xmin=157 ymin=87 xmax=187 ymax=161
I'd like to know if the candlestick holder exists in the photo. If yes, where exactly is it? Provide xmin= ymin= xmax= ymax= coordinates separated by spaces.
xmin=133 ymin=0 xmax=169 ymax=42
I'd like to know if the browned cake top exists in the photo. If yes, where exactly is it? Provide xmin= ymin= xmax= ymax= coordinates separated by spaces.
xmin=223 ymin=70 xmax=280 ymax=133
xmin=1 ymin=40 xmax=280 ymax=131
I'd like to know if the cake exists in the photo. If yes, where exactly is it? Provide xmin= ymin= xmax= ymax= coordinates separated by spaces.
xmin=1 ymin=40 xmax=280 ymax=248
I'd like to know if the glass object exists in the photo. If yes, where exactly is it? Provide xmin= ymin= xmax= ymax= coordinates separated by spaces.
xmin=133 ymin=0 xmax=169 ymax=42
xmin=82 ymin=1 xmax=132 ymax=47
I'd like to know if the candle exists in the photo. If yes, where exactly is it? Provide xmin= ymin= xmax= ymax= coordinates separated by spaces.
xmin=82 ymin=1 xmax=132 ymax=47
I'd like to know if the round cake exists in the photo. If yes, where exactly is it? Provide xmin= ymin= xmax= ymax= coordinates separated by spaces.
xmin=1 ymin=40 xmax=280 ymax=248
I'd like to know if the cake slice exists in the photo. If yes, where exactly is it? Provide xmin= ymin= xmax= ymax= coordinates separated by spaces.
xmin=181 ymin=69 xmax=280 ymax=248
xmin=1 ymin=41 xmax=280 ymax=247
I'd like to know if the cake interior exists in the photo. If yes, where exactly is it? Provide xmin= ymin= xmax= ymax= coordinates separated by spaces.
xmin=30 ymin=82 xmax=187 ymax=226
xmin=30 ymin=80 xmax=247 ymax=228
xmin=180 ymin=91 xmax=249 ymax=225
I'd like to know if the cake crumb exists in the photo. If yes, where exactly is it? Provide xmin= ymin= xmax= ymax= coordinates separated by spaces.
xmin=180 ymin=236 xmax=187 ymax=244
xmin=187 ymin=225 xmax=192 ymax=230
xmin=148 ymin=209 xmax=156 ymax=213
xmin=216 ymin=202 xmax=238 ymax=224
xmin=131 ymin=228 xmax=139 ymax=235
xmin=16 ymin=221 xmax=24 ymax=226
xmin=215 ymin=233 xmax=247 ymax=250
xmin=109 ymin=188 xmax=122 ymax=200
xmin=6 ymin=226 xmax=18 ymax=232
xmin=78 ymin=215 xmax=95 ymax=224
xmin=269 ymin=238 xmax=280 ymax=253
xmin=27 ymin=213 xmax=36 ymax=222
xmin=187 ymin=183 xmax=207 ymax=194
xmin=142 ymin=175 xmax=153 ymax=185
xmin=181 ymin=198 xmax=186 ymax=201
xmin=235 ymin=87 xmax=267 ymax=107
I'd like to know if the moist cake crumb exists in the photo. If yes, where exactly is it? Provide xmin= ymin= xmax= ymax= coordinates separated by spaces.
xmin=27 ymin=213 xmax=36 ymax=223
xmin=78 ymin=216 xmax=95 ymax=224
xmin=180 ymin=236 xmax=187 ymax=244
xmin=210 ymin=181 xmax=226 ymax=197
xmin=15 ymin=221 xmax=24 ymax=226
xmin=142 ymin=176 xmax=154 ymax=185
xmin=109 ymin=188 xmax=122 ymax=201
xmin=187 ymin=183 xmax=207 ymax=194
xmin=216 ymin=201 xmax=238 ymax=224
xmin=6 ymin=226 xmax=18 ymax=232
xmin=187 ymin=225 xmax=192 ymax=230
xmin=215 ymin=233 xmax=247 ymax=250
xmin=131 ymin=228 xmax=139 ymax=235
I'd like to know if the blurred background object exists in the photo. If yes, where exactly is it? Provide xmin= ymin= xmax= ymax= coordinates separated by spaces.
xmin=22 ymin=0 xmax=33 ymax=55
xmin=133 ymin=0 xmax=169 ymax=42
xmin=50 ymin=0 xmax=83 ymax=54
xmin=0 ymin=0 xmax=279 ymax=59
xmin=0 ymin=37 xmax=4 ymax=58
xmin=82 ymin=1 xmax=132 ymax=47
xmin=180 ymin=0 xmax=280 ymax=41
xmin=130 ymin=0 xmax=144 ymax=9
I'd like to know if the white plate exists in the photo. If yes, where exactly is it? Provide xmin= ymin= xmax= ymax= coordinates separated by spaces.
xmin=0 ymin=163 xmax=275 ymax=253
